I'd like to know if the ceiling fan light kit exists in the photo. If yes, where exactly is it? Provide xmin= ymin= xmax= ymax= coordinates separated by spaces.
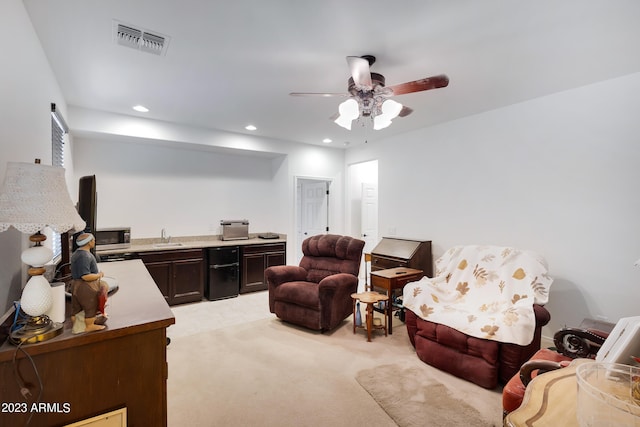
xmin=292 ymin=55 xmax=449 ymax=131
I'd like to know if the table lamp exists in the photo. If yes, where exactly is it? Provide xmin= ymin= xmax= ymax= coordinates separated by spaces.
xmin=0 ymin=160 xmax=86 ymax=342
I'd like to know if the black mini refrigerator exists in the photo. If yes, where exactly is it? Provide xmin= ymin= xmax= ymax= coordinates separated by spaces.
xmin=206 ymin=246 xmax=240 ymax=300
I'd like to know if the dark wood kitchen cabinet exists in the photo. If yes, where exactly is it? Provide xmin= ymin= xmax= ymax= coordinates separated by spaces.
xmin=139 ymin=249 xmax=204 ymax=305
xmin=241 ymin=242 xmax=286 ymax=293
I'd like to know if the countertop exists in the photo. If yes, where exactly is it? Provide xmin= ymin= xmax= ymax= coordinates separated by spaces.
xmin=96 ymin=234 xmax=287 ymax=255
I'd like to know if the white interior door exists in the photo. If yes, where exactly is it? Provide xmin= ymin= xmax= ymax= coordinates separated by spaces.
xmin=296 ymin=179 xmax=329 ymax=262
xmin=361 ymin=182 xmax=379 ymax=255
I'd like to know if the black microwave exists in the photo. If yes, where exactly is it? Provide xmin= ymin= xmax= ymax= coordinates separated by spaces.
xmin=95 ymin=227 xmax=131 ymax=250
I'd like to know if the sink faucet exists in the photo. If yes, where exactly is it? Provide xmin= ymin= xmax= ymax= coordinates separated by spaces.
xmin=161 ymin=228 xmax=171 ymax=243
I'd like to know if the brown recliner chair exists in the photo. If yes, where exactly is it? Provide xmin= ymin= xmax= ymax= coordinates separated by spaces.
xmin=266 ymin=234 xmax=365 ymax=332
xmin=405 ymin=306 xmax=550 ymax=389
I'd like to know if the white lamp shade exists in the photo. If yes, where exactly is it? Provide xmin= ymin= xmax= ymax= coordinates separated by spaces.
xmin=0 ymin=162 xmax=86 ymax=234
xmin=334 ymin=98 xmax=360 ymax=130
xmin=21 ymin=275 xmax=53 ymax=316
xmin=373 ymin=99 xmax=403 ymax=130
xmin=21 ymin=245 xmax=54 ymax=267
xmin=373 ymin=116 xmax=392 ymax=130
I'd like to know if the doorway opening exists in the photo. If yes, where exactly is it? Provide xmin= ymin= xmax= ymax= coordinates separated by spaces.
xmin=295 ymin=177 xmax=331 ymax=263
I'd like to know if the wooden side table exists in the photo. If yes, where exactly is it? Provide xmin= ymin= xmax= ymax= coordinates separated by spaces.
xmin=351 ymin=291 xmax=389 ymax=342
xmin=370 ymin=267 xmax=423 ymax=334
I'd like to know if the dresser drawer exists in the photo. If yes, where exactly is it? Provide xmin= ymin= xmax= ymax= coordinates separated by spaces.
xmin=371 ymin=270 xmax=423 ymax=291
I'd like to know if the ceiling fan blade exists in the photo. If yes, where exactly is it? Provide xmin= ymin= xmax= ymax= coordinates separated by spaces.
xmin=398 ymin=106 xmax=413 ymax=117
xmin=346 ymin=56 xmax=372 ymax=89
xmin=387 ymin=74 xmax=449 ymax=96
xmin=290 ymin=92 xmax=349 ymax=97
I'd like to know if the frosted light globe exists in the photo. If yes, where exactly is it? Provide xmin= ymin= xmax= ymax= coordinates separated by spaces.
xmin=21 ymin=275 xmax=53 ymax=316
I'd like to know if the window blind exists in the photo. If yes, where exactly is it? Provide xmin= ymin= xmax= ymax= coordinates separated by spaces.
xmin=51 ymin=103 xmax=69 ymax=259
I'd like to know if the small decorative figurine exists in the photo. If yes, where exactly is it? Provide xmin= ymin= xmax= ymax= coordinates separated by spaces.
xmin=70 ymin=233 xmax=108 ymax=333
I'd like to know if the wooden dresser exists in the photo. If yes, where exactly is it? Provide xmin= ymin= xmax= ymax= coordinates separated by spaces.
xmin=370 ymin=237 xmax=433 ymax=277
xmin=0 ymin=259 xmax=175 ymax=427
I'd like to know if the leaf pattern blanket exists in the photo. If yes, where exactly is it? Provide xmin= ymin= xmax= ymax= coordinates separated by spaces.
xmin=402 ymin=245 xmax=553 ymax=346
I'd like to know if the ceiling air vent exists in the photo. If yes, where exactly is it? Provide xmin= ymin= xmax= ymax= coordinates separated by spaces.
xmin=113 ymin=20 xmax=170 ymax=56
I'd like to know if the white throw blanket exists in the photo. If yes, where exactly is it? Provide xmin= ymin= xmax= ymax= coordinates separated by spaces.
xmin=402 ymin=245 xmax=553 ymax=346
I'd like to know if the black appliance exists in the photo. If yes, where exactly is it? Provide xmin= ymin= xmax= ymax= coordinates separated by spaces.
xmin=95 ymin=227 xmax=131 ymax=250
xmin=206 ymin=246 xmax=240 ymax=300
xmin=77 ymin=175 xmax=97 ymax=234
xmin=75 ymin=175 xmax=97 ymax=254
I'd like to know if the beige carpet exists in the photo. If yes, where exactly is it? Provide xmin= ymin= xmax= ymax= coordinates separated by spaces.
xmin=167 ymin=292 xmax=503 ymax=427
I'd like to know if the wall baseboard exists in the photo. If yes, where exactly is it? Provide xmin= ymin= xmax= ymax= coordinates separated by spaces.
xmin=541 ymin=334 xmax=554 ymax=349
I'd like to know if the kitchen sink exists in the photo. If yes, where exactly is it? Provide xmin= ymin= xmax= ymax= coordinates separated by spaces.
xmin=153 ymin=242 xmax=184 ymax=248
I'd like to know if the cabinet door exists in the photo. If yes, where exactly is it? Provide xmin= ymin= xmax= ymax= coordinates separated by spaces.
xmin=266 ymin=251 xmax=285 ymax=268
xmin=172 ymin=258 xmax=204 ymax=305
xmin=144 ymin=261 xmax=172 ymax=302
xmin=241 ymin=253 xmax=266 ymax=294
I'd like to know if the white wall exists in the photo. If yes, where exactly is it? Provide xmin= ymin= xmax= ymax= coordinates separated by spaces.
xmin=0 ymin=0 xmax=72 ymax=312
xmin=73 ymin=138 xmax=283 ymax=237
xmin=71 ymin=117 xmax=348 ymax=265
xmin=346 ymin=73 xmax=640 ymax=338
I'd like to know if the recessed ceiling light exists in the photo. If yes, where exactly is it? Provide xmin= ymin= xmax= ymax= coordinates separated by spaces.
xmin=133 ymin=105 xmax=149 ymax=112
xmin=322 ymin=138 xmax=332 ymax=144
xmin=245 ymin=125 xmax=257 ymax=131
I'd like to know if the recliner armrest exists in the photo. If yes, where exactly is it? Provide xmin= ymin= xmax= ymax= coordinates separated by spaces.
xmin=317 ymin=273 xmax=358 ymax=292
xmin=265 ymin=265 xmax=308 ymax=287
xmin=519 ymin=359 xmax=570 ymax=386
xmin=317 ymin=273 xmax=359 ymax=331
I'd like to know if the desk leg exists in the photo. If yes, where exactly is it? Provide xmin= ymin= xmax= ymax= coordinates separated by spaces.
xmin=384 ymin=301 xmax=388 ymax=337
xmin=387 ymin=290 xmax=393 ymax=334
xmin=366 ymin=303 xmax=373 ymax=342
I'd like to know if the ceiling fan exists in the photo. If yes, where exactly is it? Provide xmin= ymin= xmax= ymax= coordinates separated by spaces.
xmin=290 ymin=55 xmax=449 ymax=130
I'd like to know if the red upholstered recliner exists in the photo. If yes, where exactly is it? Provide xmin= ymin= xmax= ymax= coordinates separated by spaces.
xmin=403 ymin=245 xmax=554 ymax=390
xmin=266 ymin=234 xmax=365 ymax=332
xmin=405 ymin=305 xmax=550 ymax=389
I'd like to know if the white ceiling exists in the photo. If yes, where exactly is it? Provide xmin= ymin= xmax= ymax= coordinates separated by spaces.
xmin=23 ymin=0 xmax=640 ymax=148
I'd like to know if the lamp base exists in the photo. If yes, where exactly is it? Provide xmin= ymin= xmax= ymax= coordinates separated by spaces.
xmin=9 ymin=315 xmax=63 ymax=345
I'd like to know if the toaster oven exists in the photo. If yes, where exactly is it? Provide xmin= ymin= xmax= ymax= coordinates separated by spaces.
xmin=220 ymin=220 xmax=249 ymax=241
